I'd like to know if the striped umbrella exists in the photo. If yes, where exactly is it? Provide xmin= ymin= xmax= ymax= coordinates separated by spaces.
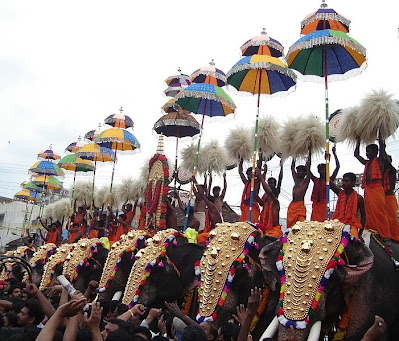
xmin=65 ymin=137 xmax=86 ymax=153
xmin=240 ymin=28 xmax=284 ymax=57
xmin=175 ymin=82 xmax=236 ymax=230
xmin=165 ymin=67 xmax=192 ymax=86
xmin=227 ymin=53 xmax=296 ymax=222
xmin=104 ymin=107 xmax=134 ymax=129
xmin=32 ymin=175 xmax=63 ymax=190
xmin=15 ymin=189 xmax=39 ymax=202
xmin=29 ymin=160 xmax=65 ymax=177
xmin=286 ymin=28 xmax=366 ymax=219
xmin=162 ymin=98 xmax=190 ymax=115
xmin=191 ymin=60 xmax=227 ymax=87
xmin=37 ymin=145 xmax=61 ymax=160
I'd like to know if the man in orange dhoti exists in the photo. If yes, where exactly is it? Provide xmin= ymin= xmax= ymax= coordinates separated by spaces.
xmin=287 ymin=151 xmax=311 ymax=228
xmin=384 ymin=155 xmax=399 ymax=242
xmin=355 ymin=136 xmax=390 ymax=240
xmin=238 ymin=160 xmax=261 ymax=223
xmin=330 ymin=171 xmax=365 ymax=239
xmin=257 ymin=169 xmax=282 ymax=238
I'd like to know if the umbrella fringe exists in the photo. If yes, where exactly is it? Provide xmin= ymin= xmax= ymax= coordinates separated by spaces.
xmin=300 ymin=13 xmax=351 ymax=30
xmin=227 ymin=62 xmax=296 ymax=81
xmin=241 ymin=39 xmax=284 ymax=54
xmin=191 ymin=69 xmax=227 ymax=83
xmin=175 ymin=90 xmax=236 ymax=110
xmin=226 ymin=83 xmax=296 ymax=98
xmin=287 ymin=35 xmax=366 ymax=56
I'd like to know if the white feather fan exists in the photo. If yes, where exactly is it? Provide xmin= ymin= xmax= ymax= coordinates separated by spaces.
xmin=53 ymin=199 xmax=71 ymax=222
xmin=181 ymin=143 xmax=199 ymax=172
xmin=73 ymin=182 xmax=92 ymax=206
xmin=356 ymin=89 xmax=399 ymax=143
xmin=115 ymin=177 xmax=135 ymax=204
xmin=94 ymin=186 xmax=117 ymax=208
xmin=43 ymin=203 xmax=54 ymax=221
xmin=197 ymin=140 xmax=227 ymax=175
xmin=256 ymin=116 xmax=281 ymax=157
xmin=224 ymin=127 xmax=252 ymax=161
xmin=280 ymin=117 xmax=302 ymax=158
xmin=336 ymin=106 xmax=360 ymax=145
xmin=293 ymin=115 xmax=324 ymax=157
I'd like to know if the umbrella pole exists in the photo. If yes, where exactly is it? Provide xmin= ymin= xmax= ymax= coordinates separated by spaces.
xmin=324 ymin=46 xmax=331 ymax=220
xmin=248 ymin=71 xmax=262 ymax=222
xmin=67 ymin=169 xmax=77 ymax=236
xmin=183 ymin=105 xmax=207 ymax=231
xmin=105 ymin=146 xmax=118 ymax=234
xmin=174 ymin=130 xmax=179 ymax=191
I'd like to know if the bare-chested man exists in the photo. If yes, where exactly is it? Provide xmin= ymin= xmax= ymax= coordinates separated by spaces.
xmin=287 ymin=150 xmax=311 ymax=228
xmin=192 ymin=178 xmax=207 ymax=232
xmin=355 ymin=133 xmax=390 ymax=240
xmin=383 ymin=154 xmax=399 ymax=241
xmin=262 ymin=159 xmax=284 ymax=198
xmin=238 ymin=159 xmax=261 ymax=223
xmin=174 ymin=189 xmax=200 ymax=233
xmin=256 ymin=169 xmax=282 ymax=238
xmin=209 ymin=173 xmax=227 ymax=221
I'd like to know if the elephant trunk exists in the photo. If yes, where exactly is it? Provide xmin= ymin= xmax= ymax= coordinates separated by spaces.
xmin=276 ymin=321 xmax=321 ymax=341
xmin=259 ymin=316 xmax=279 ymax=339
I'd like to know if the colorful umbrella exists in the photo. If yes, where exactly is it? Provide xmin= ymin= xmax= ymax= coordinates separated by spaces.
xmin=14 ymin=189 xmax=39 ymax=202
xmin=165 ymin=67 xmax=192 ymax=86
xmin=22 ymin=181 xmax=45 ymax=193
xmin=227 ymin=54 xmax=296 ymax=221
xmin=240 ymin=29 xmax=284 ymax=57
xmin=162 ymin=98 xmax=190 ymax=115
xmin=65 ymin=137 xmax=86 ymax=153
xmin=95 ymin=127 xmax=140 ymax=231
xmin=286 ymin=26 xmax=366 ymax=219
xmin=84 ymin=127 xmax=102 ymax=141
xmin=301 ymin=1 xmax=350 ymax=35
xmin=29 ymin=160 xmax=65 ymax=177
xmin=175 ymin=81 xmax=236 ymax=230
xmin=190 ymin=60 xmax=227 ymax=87
xmin=58 ymin=154 xmax=95 ymax=173
xmin=153 ymin=111 xmax=201 ymax=187
xmin=104 ymin=107 xmax=134 ymax=129
xmin=37 ymin=145 xmax=61 ymax=160
xmin=32 ymin=175 xmax=63 ymax=190
xmin=164 ymin=86 xmax=184 ymax=98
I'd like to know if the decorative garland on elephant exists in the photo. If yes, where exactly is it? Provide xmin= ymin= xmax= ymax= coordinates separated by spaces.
xmin=126 ymin=230 xmax=178 ymax=308
xmin=276 ymin=222 xmax=350 ymax=329
xmin=142 ymin=154 xmax=170 ymax=230
xmin=73 ymin=240 xmax=104 ymax=281
xmin=195 ymin=225 xmax=261 ymax=322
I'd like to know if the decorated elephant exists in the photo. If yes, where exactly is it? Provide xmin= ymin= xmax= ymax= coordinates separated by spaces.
xmin=25 ymin=243 xmax=57 ymax=286
xmin=97 ymin=230 xmax=147 ymax=301
xmin=62 ymin=238 xmax=109 ymax=292
xmin=260 ymin=220 xmax=399 ymax=341
xmin=0 ymin=246 xmax=35 ymax=282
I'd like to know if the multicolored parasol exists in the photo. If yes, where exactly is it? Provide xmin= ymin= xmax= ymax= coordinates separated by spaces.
xmin=175 ymin=78 xmax=236 ymax=230
xmin=58 ymin=154 xmax=95 ymax=173
xmin=190 ymin=60 xmax=227 ymax=87
xmin=165 ymin=67 xmax=192 ymax=87
xmin=14 ymin=189 xmax=39 ymax=202
xmin=65 ymin=137 xmax=86 ymax=153
xmin=287 ymin=14 xmax=367 ymax=219
xmin=84 ymin=124 xmax=102 ymax=141
xmin=104 ymin=107 xmax=134 ymax=129
xmin=240 ymin=29 xmax=284 ymax=57
xmin=95 ymin=128 xmax=140 ymax=152
xmin=162 ymin=99 xmax=190 ymax=115
xmin=74 ymin=144 xmax=115 ymax=162
xmin=22 ymin=181 xmax=45 ymax=193
xmin=153 ymin=111 xmax=200 ymax=187
xmin=227 ymin=53 xmax=296 ymax=221
xmin=37 ymin=145 xmax=61 ymax=160
xmin=300 ymin=1 xmax=350 ymax=35
xmin=32 ymin=175 xmax=63 ymax=190
xmin=29 ymin=160 xmax=65 ymax=177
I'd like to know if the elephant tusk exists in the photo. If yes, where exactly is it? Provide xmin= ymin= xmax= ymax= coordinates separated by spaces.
xmin=307 ymin=321 xmax=321 ymax=341
xmin=259 ymin=316 xmax=279 ymax=339
xmin=112 ymin=291 xmax=123 ymax=301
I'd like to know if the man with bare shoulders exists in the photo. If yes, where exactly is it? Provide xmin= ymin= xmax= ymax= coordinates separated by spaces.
xmin=263 ymin=159 xmax=284 ymax=199
xmin=174 ymin=189 xmax=200 ymax=240
xmin=355 ymin=133 xmax=390 ymax=240
xmin=383 ymin=154 xmax=399 ymax=242
xmin=209 ymin=173 xmax=227 ymax=221
xmin=193 ymin=181 xmax=208 ymax=233
xmin=257 ymin=169 xmax=282 ymax=238
xmin=286 ymin=150 xmax=311 ymax=228
xmin=329 ymin=149 xmax=365 ymax=238
xmin=238 ymin=159 xmax=261 ymax=223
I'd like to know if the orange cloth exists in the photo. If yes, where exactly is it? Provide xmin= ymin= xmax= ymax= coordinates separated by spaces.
xmin=385 ymin=194 xmax=399 ymax=242
xmin=115 ymin=224 xmax=124 ymax=241
xmin=260 ymin=199 xmax=273 ymax=228
xmin=203 ymin=210 xmax=211 ymax=233
xmin=197 ymin=232 xmax=209 ymax=245
xmin=311 ymin=179 xmax=326 ymax=202
xmin=311 ymin=201 xmax=327 ymax=222
xmin=47 ymin=229 xmax=58 ymax=244
xmin=68 ymin=231 xmax=77 ymax=244
xmin=267 ymin=225 xmax=282 ymax=238
xmin=88 ymin=228 xmax=98 ymax=239
xmin=333 ymin=190 xmax=362 ymax=239
xmin=239 ymin=204 xmax=260 ymax=223
xmin=361 ymin=158 xmax=382 ymax=188
xmin=383 ymin=169 xmax=391 ymax=193
xmin=287 ymin=201 xmax=306 ymax=228
xmin=364 ymin=183 xmax=390 ymax=239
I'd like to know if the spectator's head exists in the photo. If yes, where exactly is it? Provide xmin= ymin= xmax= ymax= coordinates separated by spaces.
xmin=182 ymin=325 xmax=207 ymax=341
xmin=106 ymin=329 xmax=132 ymax=341
xmin=8 ymin=285 xmax=22 ymax=299
xmin=132 ymin=326 xmax=152 ymax=341
xmin=10 ymin=298 xmax=24 ymax=314
xmin=151 ymin=336 xmax=169 ymax=341
xmin=116 ymin=303 xmax=129 ymax=316
xmin=366 ymin=143 xmax=379 ymax=159
xmin=212 ymin=186 xmax=221 ymax=197
xmin=3 ymin=312 xmax=18 ymax=327
xmin=267 ymin=177 xmax=277 ymax=188
xmin=101 ymin=318 xmax=130 ymax=340
xmin=200 ymin=321 xmax=218 ymax=341
xmin=317 ymin=163 xmax=326 ymax=177
xmin=218 ymin=322 xmax=234 ymax=341
xmin=4 ymin=278 xmax=17 ymax=292
xmin=17 ymin=299 xmax=44 ymax=327
xmin=296 ymin=165 xmax=307 ymax=178
xmin=76 ymin=328 xmax=93 ymax=341
xmin=21 ymin=291 xmax=30 ymax=301
xmin=98 ymin=298 xmax=110 ymax=317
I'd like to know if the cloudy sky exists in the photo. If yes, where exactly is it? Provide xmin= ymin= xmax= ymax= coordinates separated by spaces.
xmin=1 ymin=0 xmax=398 ymax=217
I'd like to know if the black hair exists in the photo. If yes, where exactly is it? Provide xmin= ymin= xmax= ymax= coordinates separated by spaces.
xmin=219 ymin=322 xmax=234 ymax=341
xmin=116 ymin=303 xmax=129 ymax=316
xmin=5 ymin=278 xmax=17 ymax=286
xmin=366 ymin=143 xmax=378 ymax=153
xmin=213 ymin=186 xmax=221 ymax=192
xmin=76 ymin=328 xmax=93 ymax=341
xmin=24 ymin=299 xmax=45 ymax=325
xmin=98 ymin=299 xmax=110 ymax=316
xmin=10 ymin=298 xmax=25 ymax=314
xmin=107 ymin=318 xmax=130 ymax=332
xmin=106 ymin=329 xmax=132 ymax=341
xmin=181 ymin=325 xmax=207 ymax=341
xmin=296 ymin=165 xmax=306 ymax=172
xmin=119 ymin=214 xmax=127 ymax=220
xmin=317 ymin=163 xmax=326 ymax=171
xmin=131 ymin=336 xmax=146 ymax=341
xmin=343 ymin=172 xmax=357 ymax=182
xmin=203 ymin=321 xmax=218 ymax=341
xmin=73 ymin=223 xmax=79 ymax=227
xmin=4 ymin=312 xmax=18 ymax=327
xmin=268 ymin=177 xmax=277 ymax=184
xmin=8 ymin=285 xmax=21 ymax=295
xmin=132 ymin=326 xmax=152 ymax=340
